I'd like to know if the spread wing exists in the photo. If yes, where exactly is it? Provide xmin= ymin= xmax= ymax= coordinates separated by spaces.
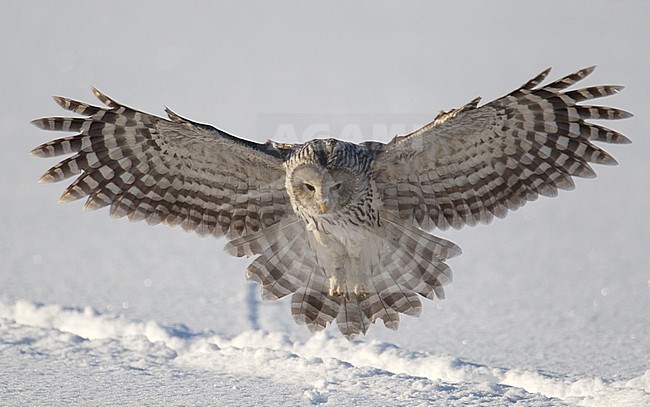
xmin=31 ymin=88 xmax=297 ymax=239
xmin=372 ymin=66 xmax=632 ymax=231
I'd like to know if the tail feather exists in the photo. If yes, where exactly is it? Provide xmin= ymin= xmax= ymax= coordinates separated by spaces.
xmin=362 ymin=291 xmax=401 ymax=330
xmin=226 ymin=218 xmax=317 ymax=301
xmin=360 ymin=260 xmax=423 ymax=331
xmin=381 ymin=212 xmax=456 ymax=300
xmin=259 ymin=251 xmax=318 ymax=301
xmin=225 ymin=212 xmax=459 ymax=340
xmin=227 ymin=218 xmax=343 ymax=331
xmin=292 ymin=276 xmax=341 ymax=332
xmin=336 ymin=296 xmax=369 ymax=339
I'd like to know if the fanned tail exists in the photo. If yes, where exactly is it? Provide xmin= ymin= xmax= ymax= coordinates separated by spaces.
xmin=225 ymin=213 xmax=460 ymax=340
xmin=352 ymin=212 xmax=459 ymax=333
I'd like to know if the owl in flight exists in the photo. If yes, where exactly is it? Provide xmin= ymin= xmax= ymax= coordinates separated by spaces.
xmin=32 ymin=67 xmax=631 ymax=339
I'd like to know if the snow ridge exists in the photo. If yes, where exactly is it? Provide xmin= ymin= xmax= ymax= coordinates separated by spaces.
xmin=1 ymin=299 xmax=647 ymax=406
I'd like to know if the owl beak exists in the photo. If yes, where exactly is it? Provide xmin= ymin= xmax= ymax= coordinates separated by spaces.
xmin=319 ymin=202 xmax=328 ymax=214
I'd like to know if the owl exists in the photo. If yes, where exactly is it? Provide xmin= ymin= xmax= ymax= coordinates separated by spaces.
xmin=31 ymin=66 xmax=631 ymax=339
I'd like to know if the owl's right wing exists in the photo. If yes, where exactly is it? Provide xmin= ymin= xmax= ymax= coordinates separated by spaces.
xmin=31 ymin=88 xmax=297 ymax=239
xmin=372 ymin=66 xmax=632 ymax=231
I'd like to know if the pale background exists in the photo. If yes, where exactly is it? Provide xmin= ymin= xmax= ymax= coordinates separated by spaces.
xmin=1 ymin=1 xmax=648 ymax=405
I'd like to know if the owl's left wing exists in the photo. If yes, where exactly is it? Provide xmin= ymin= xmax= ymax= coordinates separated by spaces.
xmin=372 ymin=67 xmax=631 ymax=231
xmin=32 ymin=88 xmax=296 ymax=239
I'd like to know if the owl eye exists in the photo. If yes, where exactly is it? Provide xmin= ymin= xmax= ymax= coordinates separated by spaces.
xmin=304 ymin=183 xmax=315 ymax=192
xmin=331 ymin=183 xmax=342 ymax=191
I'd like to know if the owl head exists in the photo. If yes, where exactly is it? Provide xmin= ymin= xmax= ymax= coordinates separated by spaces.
xmin=288 ymin=163 xmax=358 ymax=215
xmin=285 ymin=139 xmax=371 ymax=216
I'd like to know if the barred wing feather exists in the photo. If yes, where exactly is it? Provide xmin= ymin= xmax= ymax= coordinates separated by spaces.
xmin=373 ymin=66 xmax=632 ymax=231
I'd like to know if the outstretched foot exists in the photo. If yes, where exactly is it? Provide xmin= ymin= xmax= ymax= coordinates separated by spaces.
xmin=329 ymin=276 xmax=343 ymax=297
xmin=354 ymin=284 xmax=369 ymax=299
xmin=328 ymin=277 xmax=369 ymax=299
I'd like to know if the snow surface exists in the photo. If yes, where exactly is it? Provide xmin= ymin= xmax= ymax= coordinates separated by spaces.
xmin=1 ymin=1 xmax=649 ymax=406
xmin=2 ymin=300 xmax=648 ymax=406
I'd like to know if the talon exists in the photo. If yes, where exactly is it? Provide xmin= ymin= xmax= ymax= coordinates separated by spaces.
xmin=329 ymin=276 xmax=343 ymax=297
xmin=330 ymin=288 xmax=344 ymax=297
xmin=354 ymin=285 xmax=369 ymax=299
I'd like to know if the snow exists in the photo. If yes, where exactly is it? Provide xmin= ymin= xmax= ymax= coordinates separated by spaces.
xmin=3 ymin=300 xmax=647 ymax=405
xmin=1 ymin=1 xmax=649 ymax=406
